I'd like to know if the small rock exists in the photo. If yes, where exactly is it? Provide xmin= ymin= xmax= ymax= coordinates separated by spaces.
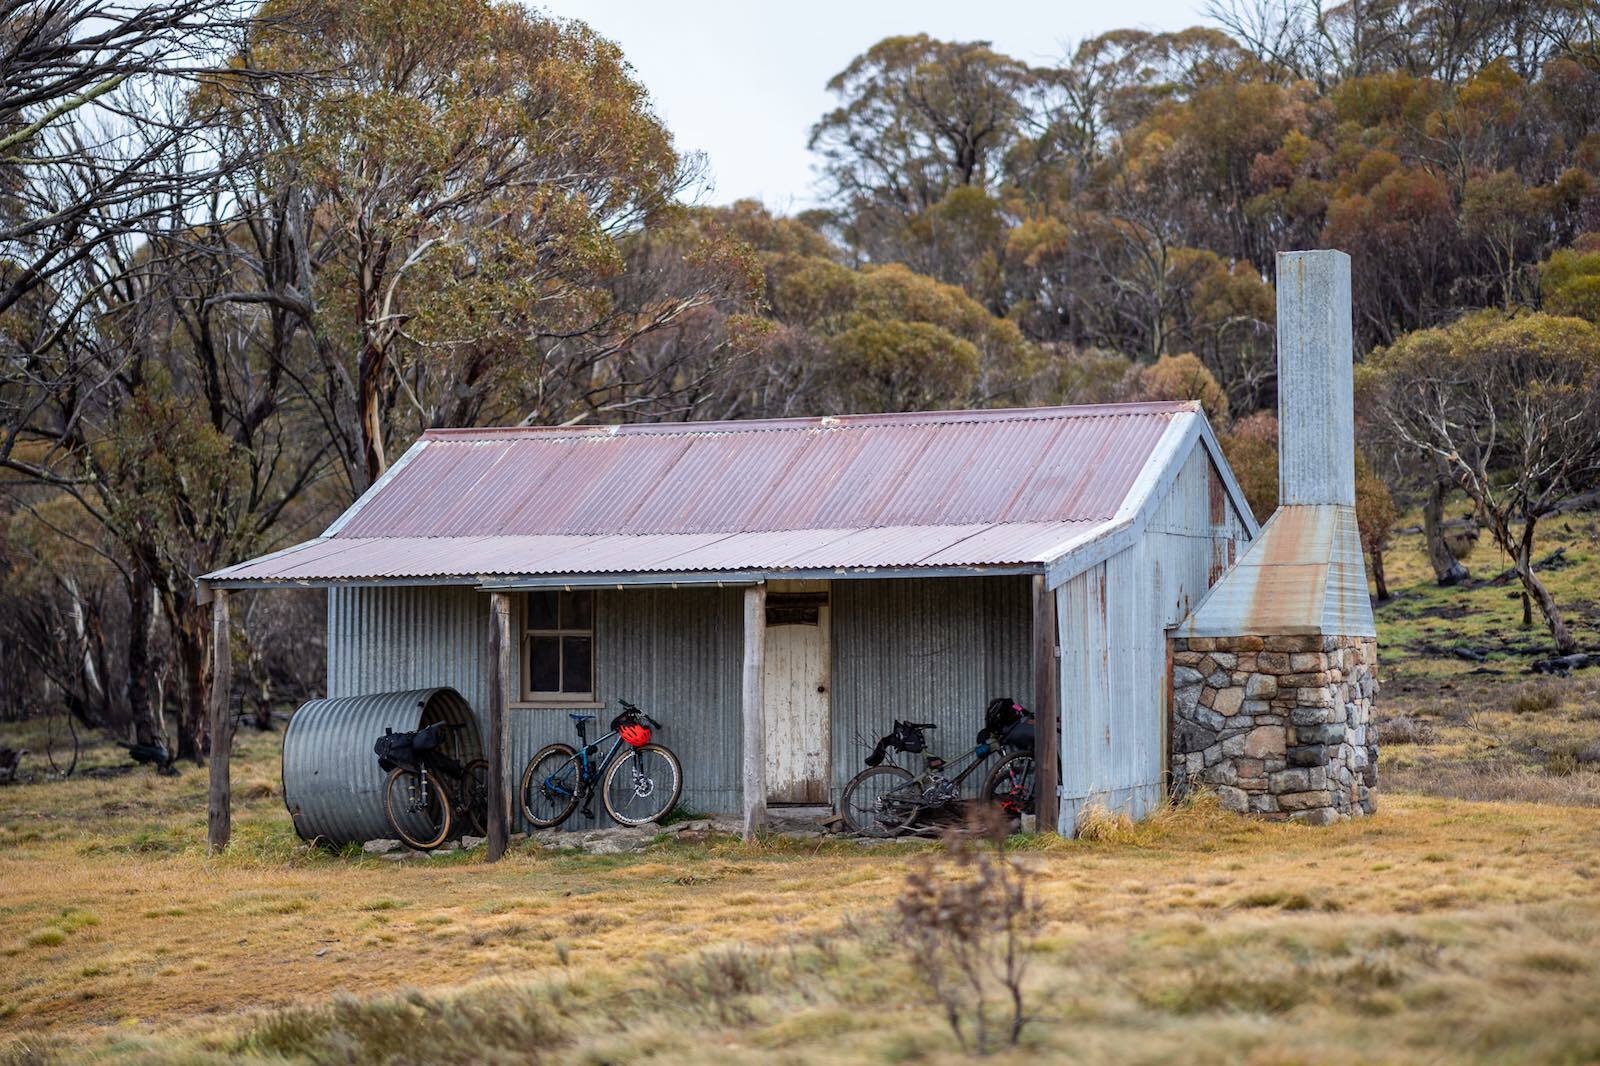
xmin=776 ymin=830 xmax=823 ymax=841
xmin=363 ymin=838 xmax=401 ymax=855
xmin=459 ymin=835 xmax=487 ymax=850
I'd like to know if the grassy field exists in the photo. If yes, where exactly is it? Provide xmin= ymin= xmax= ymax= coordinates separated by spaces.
xmin=1375 ymin=508 xmax=1600 ymax=806
xmin=1 ymin=501 xmax=1598 ymax=1065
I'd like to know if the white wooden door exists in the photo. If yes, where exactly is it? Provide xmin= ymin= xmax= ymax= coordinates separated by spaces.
xmin=762 ymin=582 xmax=831 ymax=804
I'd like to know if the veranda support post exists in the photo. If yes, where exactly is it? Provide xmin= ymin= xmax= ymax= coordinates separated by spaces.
xmin=487 ymin=591 xmax=513 ymax=861
xmin=1032 ymin=575 xmax=1061 ymax=833
xmin=742 ymin=583 xmax=767 ymax=841
xmin=207 ymin=589 xmax=232 ymax=854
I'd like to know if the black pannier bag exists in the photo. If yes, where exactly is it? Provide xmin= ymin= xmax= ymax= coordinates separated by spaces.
xmin=373 ymin=722 xmax=447 ymax=773
xmin=980 ymin=697 xmax=1035 ymax=751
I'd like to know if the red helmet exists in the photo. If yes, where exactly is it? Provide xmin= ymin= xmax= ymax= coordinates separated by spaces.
xmin=619 ymin=722 xmax=651 ymax=747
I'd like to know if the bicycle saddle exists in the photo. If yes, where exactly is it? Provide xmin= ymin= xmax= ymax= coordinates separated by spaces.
xmin=568 ymin=712 xmax=597 ymax=723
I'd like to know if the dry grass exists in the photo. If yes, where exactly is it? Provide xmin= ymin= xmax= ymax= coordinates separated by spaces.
xmin=0 ymin=498 xmax=1596 ymax=1062
xmin=3 ymin=729 xmax=1600 ymax=1063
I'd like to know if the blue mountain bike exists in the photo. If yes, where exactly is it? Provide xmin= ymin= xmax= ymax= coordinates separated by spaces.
xmin=518 ymin=700 xmax=683 ymax=828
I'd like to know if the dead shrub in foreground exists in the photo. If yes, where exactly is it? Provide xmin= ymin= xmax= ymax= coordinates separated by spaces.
xmin=658 ymin=945 xmax=775 ymax=1024
xmin=895 ymin=807 xmax=1041 ymax=1055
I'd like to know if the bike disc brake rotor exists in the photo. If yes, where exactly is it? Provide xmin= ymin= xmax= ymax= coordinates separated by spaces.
xmin=630 ymin=768 xmax=656 ymax=799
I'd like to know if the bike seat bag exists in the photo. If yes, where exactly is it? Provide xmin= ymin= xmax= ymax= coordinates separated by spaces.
xmin=863 ymin=720 xmax=928 ymax=767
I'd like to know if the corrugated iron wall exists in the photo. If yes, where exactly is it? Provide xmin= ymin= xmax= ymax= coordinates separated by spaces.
xmin=282 ymin=687 xmax=479 ymax=844
xmin=830 ymin=575 xmax=1032 ymax=801
xmin=1056 ymin=438 xmax=1252 ymax=833
xmin=328 ymin=584 xmax=743 ymax=830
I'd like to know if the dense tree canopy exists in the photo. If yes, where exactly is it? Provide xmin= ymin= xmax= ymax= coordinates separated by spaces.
xmin=4 ymin=0 xmax=1600 ymax=745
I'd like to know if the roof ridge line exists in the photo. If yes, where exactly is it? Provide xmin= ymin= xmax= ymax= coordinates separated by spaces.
xmin=419 ymin=401 xmax=1195 ymax=441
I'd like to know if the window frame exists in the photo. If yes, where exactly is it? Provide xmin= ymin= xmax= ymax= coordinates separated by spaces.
xmin=516 ymin=590 xmax=600 ymax=707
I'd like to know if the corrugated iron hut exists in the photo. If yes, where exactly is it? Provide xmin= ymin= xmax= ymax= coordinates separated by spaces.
xmin=198 ymin=248 xmax=1373 ymax=854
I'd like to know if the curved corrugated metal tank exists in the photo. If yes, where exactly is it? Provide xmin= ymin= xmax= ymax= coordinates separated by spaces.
xmin=282 ymin=687 xmax=481 ymax=845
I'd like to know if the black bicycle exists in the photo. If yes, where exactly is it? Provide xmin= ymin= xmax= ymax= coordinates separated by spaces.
xmin=374 ymin=722 xmax=490 ymax=851
xmin=838 ymin=699 xmax=1036 ymax=837
xmin=518 ymin=700 xmax=683 ymax=828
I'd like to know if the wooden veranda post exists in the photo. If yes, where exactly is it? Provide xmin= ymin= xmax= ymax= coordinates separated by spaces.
xmin=487 ymin=592 xmax=513 ymax=862
xmin=1031 ymin=575 xmax=1061 ymax=833
xmin=742 ymin=583 xmax=767 ymax=841
xmin=207 ymin=590 xmax=233 ymax=854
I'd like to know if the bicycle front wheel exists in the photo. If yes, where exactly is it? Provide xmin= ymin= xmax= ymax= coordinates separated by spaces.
xmin=520 ymin=743 xmax=579 ymax=829
xmin=384 ymin=768 xmax=453 ymax=851
xmin=983 ymin=752 xmax=1036 ymax=820
xmin=601 ymin=743 xmax=682 ymax=827
xmin=838 ymin=765 xmax=917 ymax=837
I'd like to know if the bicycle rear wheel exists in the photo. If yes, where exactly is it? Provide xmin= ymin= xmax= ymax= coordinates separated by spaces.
xmin=384 ymin=768 xmax=453 ymax=851
xmin=459 ymin=758 xmax=490 ymax=837
xmin=520 ymin=743 xmax=579 ymax=829
xmin=838 ymin=765 xmax=918 ymax=837
xmin=983 ymin=752 xmax=1036 ymax=820
xmin=601 ymin=743 xmax=682 ymax=827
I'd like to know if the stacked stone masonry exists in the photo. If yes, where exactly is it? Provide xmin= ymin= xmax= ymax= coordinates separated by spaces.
xmin=1170 ymin=634 xmax=1377 ymax=825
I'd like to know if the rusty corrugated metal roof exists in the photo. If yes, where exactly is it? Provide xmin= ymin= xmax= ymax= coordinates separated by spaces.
xmin=206 ymin=402 xmax=1197 ymax=584
xmin=1171 ymin=505 xmax=1376 ymax=637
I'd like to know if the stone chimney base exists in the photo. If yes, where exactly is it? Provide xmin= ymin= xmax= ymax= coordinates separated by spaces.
xmin=1170 ymin=635 xmax=1377 ymax=824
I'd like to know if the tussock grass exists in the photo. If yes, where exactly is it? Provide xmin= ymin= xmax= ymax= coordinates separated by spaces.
xmin=1 ymin=505 xmax=1599 ymax=1061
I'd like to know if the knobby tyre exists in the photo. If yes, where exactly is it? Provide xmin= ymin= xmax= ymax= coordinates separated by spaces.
xmin=519 ymin=743 xmax=580 ymax=829
xmin=983 ymin=752 xmax=1036 ymax=821
xmin=384 ymin=767 xmax=453 ymax=851
xmin=838 ymin=764 xmax=917 ymax=837
xmin=601 ymin=743 xmax=682 ymax=827
xmin=460 ymin=758 xmax=490 ymax=837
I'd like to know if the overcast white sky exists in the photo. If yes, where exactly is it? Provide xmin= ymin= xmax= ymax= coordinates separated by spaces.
xmin=529 ymin=1 xmax=1212 ymax=209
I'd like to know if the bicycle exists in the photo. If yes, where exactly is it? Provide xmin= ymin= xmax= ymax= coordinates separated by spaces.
xmin=374 ymin=721 xmax=490 ymax=851
xmin=838 ymin=702 xmax=1036 ymax=837
xmin=518 ymin=700 xmax=683 ymax=829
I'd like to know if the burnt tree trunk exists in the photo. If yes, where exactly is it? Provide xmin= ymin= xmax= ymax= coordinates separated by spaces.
xmin=125 ymin=572 xmax=160 ymax=747
xmin=1423 ymin=481 xmax=1469 ymax=586
xmin=1370 ymin=544 xmax=1390 ymax=602
xmin=175 ymin=609 xmax=210 ymax=764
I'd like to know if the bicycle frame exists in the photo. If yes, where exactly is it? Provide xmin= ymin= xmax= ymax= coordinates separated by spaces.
xmin=901 ymin=736 xmax=1003 ymax=792
xmin=540 ymin=726 xmax=628 ymax=804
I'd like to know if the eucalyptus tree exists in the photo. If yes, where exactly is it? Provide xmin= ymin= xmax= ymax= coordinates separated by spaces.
xmin=1359 ymin=311 xmax=1600 ymax=653
xmin=231 ymin=0 xmax=758 ymax=494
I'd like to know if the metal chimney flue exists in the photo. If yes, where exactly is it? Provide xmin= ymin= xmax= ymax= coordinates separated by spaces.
xmin=1276 ymin=250 xmax=1356 ymax=507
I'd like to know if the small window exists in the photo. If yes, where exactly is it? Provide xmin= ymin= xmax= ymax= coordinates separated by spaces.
xmin=521 ymin=591 xmax=595 ymax=701
xmin=766 ymin=592 xmax=826 ymax=626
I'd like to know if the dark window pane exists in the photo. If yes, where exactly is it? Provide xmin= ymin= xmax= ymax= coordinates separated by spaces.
xmin=527 ymin=591 xmax=558 ymax=630
xmin=563 ymin=590 xmax=594 ymax=630
xmin=562 ymin=636 xmax=592 ymax=693
xmin=529 ymin=636 xmax=561 ymax=693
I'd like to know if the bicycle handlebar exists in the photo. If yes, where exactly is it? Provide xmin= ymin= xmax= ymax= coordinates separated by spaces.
xmin=904 ymin=721 xmax=938 ymax=730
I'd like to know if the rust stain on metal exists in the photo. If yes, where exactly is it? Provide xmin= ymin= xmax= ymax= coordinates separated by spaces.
xmin=1208 ymin=463 xmax=1227 ymax=527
